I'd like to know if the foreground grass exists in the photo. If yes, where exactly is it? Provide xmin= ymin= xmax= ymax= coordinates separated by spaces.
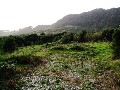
xmin=0 ymin=42 xmax=120 ymax=90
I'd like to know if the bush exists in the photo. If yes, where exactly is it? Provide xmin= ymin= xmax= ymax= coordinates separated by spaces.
xmin=85 ymin=32 xmax=102 ymax=42
xmin=101 ymin=28 xmax=114 ymax=41
xmin=112 ymin=27 xmax=120 ymax=59
xmin=53 ymin=36 xmax=62 ymax=42
xmin=0 ymin=62 xmax=18 ymax=90
xmin=0 ymin=62 xmax=16 ymax=80
xmin=14 ymin=36 xmax=24 ymax=47
xmin=60 ymin=33 xmax=73 ymax=44
xmin=78 ymin=30 xmax=87 ymax=42
xmin=5 ymin=55 xmax=43 ymax=66
xmin=51 ymin=46 xmax=66 ymax=50
xmin=2 ymin=37 xmax=17 ymax=53
xmin=70 ymin=45 xmax=85 ymax=51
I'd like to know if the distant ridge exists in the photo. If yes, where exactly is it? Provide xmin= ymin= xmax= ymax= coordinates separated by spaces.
xmin=0 ymin=7 xmax=120 ymax=36
xmin=52 ymin=7 xmax=120 ymax=30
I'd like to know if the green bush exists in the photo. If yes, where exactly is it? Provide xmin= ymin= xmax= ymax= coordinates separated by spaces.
xmin=85 ymin=32 xmax=102 ymax=42
xmin=60 ymin=33 xmax=73 ymax=44
xmin=2 ymin=37 xmax=17 ymax=53
xmin=51 ymin=46 xmax=66 ymax=50
xmin=0 ymin=62 xmax=17 ymax=89
xmin=78 ymin=30 xmax=87 ymax=42
xmin=101 ymin=28 xmax=114 ymax=41
xmin=69 ymin=45 xmax=85 ymax=51
xmin=0 ymin=62 xmax=16 ymax=80
xmin=5 ymin=55 xmax=43 ymax=66
xmin=112 ymin=27 xmax=120 ymax=59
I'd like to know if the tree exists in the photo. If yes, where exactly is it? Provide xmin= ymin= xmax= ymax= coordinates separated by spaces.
xmin=2 ymin=37 xmax=17 ymax=52
xmin=101 ymin=28 xmax=114 ymax=41
xmin=78 ymin=30 xmax=87 ymax=42
xmin=14 ymin=36 xmax=24 ymax=47
xmin=60 ymin=33 xmax=73 ymax=44
xmin=112 ymin=27 xmax=120 ymax=59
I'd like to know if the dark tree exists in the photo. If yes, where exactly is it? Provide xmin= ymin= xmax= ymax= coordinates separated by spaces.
xmin=14 ymin=36 xmax=24 ymax=47
xmin=102 ymin=28 xmax=114 ymax=41
xmin=24 ymin=34 xmax=39 ymax=45
xmin=2 ymin=37 xmax=17 ymax=52
xmin=60 ymin=33 xmax=73 ymax=44
xmin=112 ymin=27 xmax=120 ymax=59
xmin=78 ymin=30 xmax=87 ymax=42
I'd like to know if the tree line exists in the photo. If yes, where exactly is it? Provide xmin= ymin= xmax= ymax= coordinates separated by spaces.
xmin=0 ymin=27 xmax=120 ymax=59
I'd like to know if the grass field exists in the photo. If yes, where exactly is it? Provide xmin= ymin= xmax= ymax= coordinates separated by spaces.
xmin=0 ymin=42 xmax=120 ymax=90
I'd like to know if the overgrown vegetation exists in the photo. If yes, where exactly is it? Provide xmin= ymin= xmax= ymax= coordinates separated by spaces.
xmin=2 ymin=36 xmax=17 ymax=52
xmin=0 ymin=26 xmax=120 ymax=89
xmin=112 ymin=27 xmax=120 ymax=59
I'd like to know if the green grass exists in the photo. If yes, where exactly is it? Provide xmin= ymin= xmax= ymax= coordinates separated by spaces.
xmin=92 ymin=42 xmax=112 ymax=60
xmin=0 ymin=42 xmax=120 ymax=89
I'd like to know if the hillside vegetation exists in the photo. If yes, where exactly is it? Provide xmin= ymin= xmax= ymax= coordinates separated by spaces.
xmin=0 ymin=26 xmax=120 ymax=89
xmin=53 ymin=8 xmax=120 ymax=31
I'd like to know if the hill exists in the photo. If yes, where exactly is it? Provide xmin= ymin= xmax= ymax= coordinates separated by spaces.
xmin=0 ymin=7 xmax=120 ymax=36
xmin=0 ymin=25 xmax=51 ymax=36
xmin=52 ymin=7 xmax=120 ymax=31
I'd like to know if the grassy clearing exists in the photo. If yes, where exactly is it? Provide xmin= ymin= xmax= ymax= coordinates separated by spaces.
xmin=0 ymin=42 xmax=120 ymax=89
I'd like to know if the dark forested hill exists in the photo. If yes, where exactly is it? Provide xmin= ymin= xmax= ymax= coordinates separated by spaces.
xmin=52 ymin=7 xmax=120 ymax=30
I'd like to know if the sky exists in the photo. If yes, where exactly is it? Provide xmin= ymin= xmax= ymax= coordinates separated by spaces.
xmin=0 ymin=0 xmax=120 ymax=31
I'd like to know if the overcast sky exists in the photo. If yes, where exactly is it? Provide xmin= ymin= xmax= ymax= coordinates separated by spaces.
xmin=0 ymin=0 xmax=120 ymax=31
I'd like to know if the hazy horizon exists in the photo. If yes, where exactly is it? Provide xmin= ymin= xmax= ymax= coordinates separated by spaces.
xmin=0 ymin=0 xmax=120 ymax=31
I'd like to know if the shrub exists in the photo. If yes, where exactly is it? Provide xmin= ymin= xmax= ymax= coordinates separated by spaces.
xmin=101 ymin=28 xmax=114 ymax=41
xmin=53 ymin=36 xmax=62 ymax=42
xmin=85 ymin=32 xmax=102 ymax=42
xmin=0 ymin=62 xmax=18 ymax=90
xmin=78 ymin=30 xmax=87 ymax=42
xmin=112 ymin=27 xmax=120 ymax=59
xmin=2 ymin=37 xmax=17 ymax=53
xmin=51 ymin=46 xmax=66 ymax=50
xmin=69 ymin=45 xmax=85 ymax=51
xmin=13 ymin=36 xmax=24 ymax=47
xmin=0 ymin=62 xmax=16 ymax=80
xmin=5 ymin=55 xmax=43 ymax=66
xmin=60 ymin=33 xmax=73 ymax=44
